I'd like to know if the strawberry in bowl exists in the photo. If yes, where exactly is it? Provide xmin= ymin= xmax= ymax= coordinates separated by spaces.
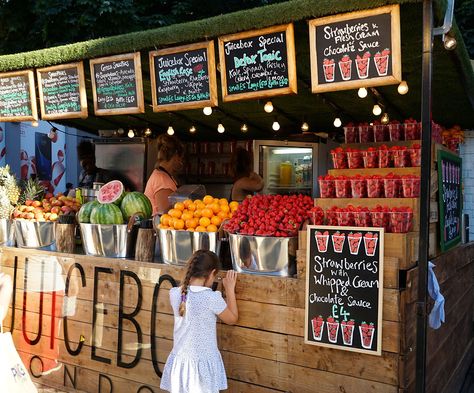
xmin=331 ymin=147 xmax=348 ymax=169
xmin=343 ymin=122 xmax=358 ymax=143
xmin=318 ymin=175 xmax=336 ymax=198
xmin=358 ymin=122 xmax=373 ymax=143
xmin=350 ymin=175 xmax=367 ymax=198
xmin=354 ymin=206 xmax=372 ymax=227
xmin=309 ymin=206 xmax=325 ymax=225
xmin=367 ymin=175 xmax=384 ymax=198
xmin=408 ymin=143 xmax=421 ymax=166
xmin=363 ymin=148 xmax=379 ymax=168
xmin=378 ymin=144 xmax=391 ymax=168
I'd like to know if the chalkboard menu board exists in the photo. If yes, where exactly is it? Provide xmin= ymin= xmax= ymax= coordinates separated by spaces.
xmin=437 ymin=150 xmax=462 ymax=251
xmin=90 ymin=52 xmax=144 ymax=115
xmin=0 ymin=70 xmax=38 ymax=122
xmin=309 ymin=5 xmax=401 ymax=93
xmin=218 ymin=24 xmax=297 ymax=102
xmin=305 ymin=225 xmax=384 ymax=355
xmin=37 ymin=62 xmax=88 ymax=120
xmin=149 ymin=41 xmax=218 ymax=112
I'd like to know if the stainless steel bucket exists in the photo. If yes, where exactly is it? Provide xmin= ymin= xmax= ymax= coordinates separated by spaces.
xmin=14 ymin=220 xmax=56 ymax=249
xmin=228 ymin=233 xmax=297 ymax=276
xmin=158 ymin=228 xmax=221 ymax=265
xmin=0 ymin=219 xmax=15 ymax=246
xmin=80 ymin=223 xmax=137 ymax=258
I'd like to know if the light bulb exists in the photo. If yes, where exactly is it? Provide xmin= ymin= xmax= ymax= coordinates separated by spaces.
xmin=333 ymin=117 xmax=342 ymax=128
xmin=144 ymin=127 xmax=152 ymax=137
xmin=117 ymin=127 xmax=124 ymax=135
xmin=203 ymin=106 xmax=212 ymax=116
xmin=272 ymin=121 xmax=280 ymax=131
xmin=397 ymin=81 xmax=409 ymax=95
xmin=217 ymin=123 xmax=225 ymax=133
xmin=189 ymin=125 xmax=196 ymax=134
xmin=301 ymin=122 xmax=309 ymax=132
xmin=372 ymin=104 xmax=382 ymax=116
xmin=240 ymin=123 xmax=248 ymax=133
xmin=358 ymin=87 xmax=368 ymax=98
xmin=264 ymin=101 xmax=274 ymax=113
xmin=443 ymin=34 xmax=457 ymax=50
xmin=31 ymin=120 xmax=39 ymax=127
xmin=381 ymin=112 xmax=390 ymax=124
xmin=167 ymin=126 xmax=175 ymax=135
xmin=127 ymin=129 xmax=134 ymax=138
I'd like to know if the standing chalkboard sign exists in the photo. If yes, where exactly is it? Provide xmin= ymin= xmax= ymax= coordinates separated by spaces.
xmin=0 ymin=70 xmax=38 ymax=122
xmin=309 ymin=5 xmax=401 ymax=93
xmin=90 ymin=52 xmax=144 ymax=115
xmin=37 ymin=62 xmax=88 ymax=120
xmin=305 ymin=225 xmax=384 ymax=355
xmin=149 ymin=41 xmax=218 ymax=112
xmin=437 ymin=150 xmax=462 ymax=251
xmin=218 ymin=24 xmax=297 ymax=102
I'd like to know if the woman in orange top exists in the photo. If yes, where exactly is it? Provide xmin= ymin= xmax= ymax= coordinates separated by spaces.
xmin=145 ymin=134 xmax=184 ymax=216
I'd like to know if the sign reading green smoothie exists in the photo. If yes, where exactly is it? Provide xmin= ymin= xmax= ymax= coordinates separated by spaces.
xmin=0 ymin=70 xmax=38 ymax=121
xmin=305 ymin=225 xmax=384 ymax=355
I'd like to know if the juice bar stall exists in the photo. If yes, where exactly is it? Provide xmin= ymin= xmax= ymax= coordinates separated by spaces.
xmin=0 ymin=0 xmax=474 ymax=392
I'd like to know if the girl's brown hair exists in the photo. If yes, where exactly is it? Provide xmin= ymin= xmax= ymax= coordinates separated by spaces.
xmin=179 ymin=250 xmax=221 ymax=316
xmin=155 ymin=134 xmax=184 ymax=167
xmin=230 ymin=147 xmax=253 ymax=180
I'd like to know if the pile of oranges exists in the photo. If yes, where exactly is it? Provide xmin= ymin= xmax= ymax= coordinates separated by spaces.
xmin=159 ymin=195 xmax=239 ymax=232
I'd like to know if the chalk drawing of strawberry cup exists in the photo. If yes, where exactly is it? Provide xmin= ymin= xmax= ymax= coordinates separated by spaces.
xmin=326 ymin=317 xmax=340 ymax=343
xmin=315 ymin=230 xmax=330 ymax=253
xmin=359 ymin=322 xmax=376 ymax=349
xmin=374 ymin=49 xmax=390 ymax=76
xmin=355 ymin=52 xmax=371 ymax=79
xmin=347 ymin=232 xmax=363 ymax=255
xmin=332 ymin=231 xmax=346 ymax=253
xmin=323 ymin=58 xmax=335 ymax=82
xmin=341 ymin=320 xmax=355 ymax=346
xmin=363 ymin=232 xmax=379 ymax=256
xmin=311 ymin=316 xmax=325 ymax=341
xmin=338 ymin=55 xmax=352 ymax=81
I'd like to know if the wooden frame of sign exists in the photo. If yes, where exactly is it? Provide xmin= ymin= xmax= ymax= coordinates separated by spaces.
xmin=309 ymin=5 xmax=401 ymax=93
xmin=36 ymin=62 xmax=88 ymax=120
xmin=149 ymin=41 xmax=218 ymax=112
xmin=89 ymin=52 xmax=145 ymax=115
xmin=304 ymin=225 xmax=384 ymax=355
xmin=0 ymin=69 xmax=38 ymax=122
xmin=218 ymin=23 xmax=297 ymax=102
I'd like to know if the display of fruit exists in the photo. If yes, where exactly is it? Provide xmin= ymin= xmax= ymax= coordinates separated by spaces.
xmin=90 ymin=203 xmax=124 ymax=225
xmin=97 ymin=180 xmax=125 ymax=205
xmin=19 ymin=177 xmax=45 ymax=205
xmin=346 ymin=148 xmax=363 ymax=169
xmin=0 ymin=165 xmax=20 ymax=219
xmin=330 ymin=147 xmax=348 ymax=169
xmin=13 ymin=193 xmax=82 ymax=222
xmin=77 ymin=200 xmax=100 ymax=223
xmin=318 ymin=175 xmax=336 ymax=198
xmin=388 ymin=120 xmax=403 ymax=141
xmin=362 ymin=148 xmax=378 ymax=168
xmin=224 ymin=194 xmax=313 ymax=237
xmin=120 ymin=191 xmax=152 ymax=221
xmin=308 ymin=206 xmax=324 ymax=225
xmin=160 ymin=195 xmax=237 ymax=232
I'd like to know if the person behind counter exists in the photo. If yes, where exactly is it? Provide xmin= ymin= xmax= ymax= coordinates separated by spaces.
xmin=76 ymin=140 xmax=115 ymax=189
xmin=230 ymin=147 xmax=264 ymax=202
xmin=144 ymin=134 xmax=184 ymax=216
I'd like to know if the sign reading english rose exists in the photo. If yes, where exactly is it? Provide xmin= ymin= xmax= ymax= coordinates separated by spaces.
xmin=309 ymin=5 xmax=401 ymax=93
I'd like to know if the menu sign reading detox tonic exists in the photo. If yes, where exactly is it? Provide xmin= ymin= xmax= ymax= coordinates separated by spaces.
xmin=0 ymin=70 xmax=38 ymax=122
xmin=149 ymin=41 xmax=218 ymax=112
xmin=37 ymin=62 xmax=88 ymax=120
xmin=437 ymin=150 xmax=462 ymax=251
xmin=305 ymin=225 xmax=384 ymax=355
xmin=309 ymin=5 xmax=401 ymax=93
xmin=218 ymin=24 xmax=297 ymax=102
xmin=90 ymin=52 xmax=144 ymax=115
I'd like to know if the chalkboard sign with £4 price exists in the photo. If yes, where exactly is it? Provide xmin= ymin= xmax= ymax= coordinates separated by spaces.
xmin=149 ymin=41 xmax=218 ymax=112
xmin=0 ymin=70 xmax=38 ymax=122
xmin=218 ymin=24 xmax=297 ymax=102
xmin=37 ymin=62 xmax=88 ymax=120
xmin=305 ymin=225 xmax=384 ymax=355
xmin=437 ymin=150 xmax=462 ymax=251
xmin=90 ymin=52 xmax=144 ymax=115
xmin=309 ymin=5 xmax=401 ymax=93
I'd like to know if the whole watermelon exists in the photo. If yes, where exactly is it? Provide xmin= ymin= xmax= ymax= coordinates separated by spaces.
xmin=90 ymin=203 xmax=124 ymax=225
xmin=120 ymin=192 xmax=152 ymax=221
xmin=77 ymin=200 xmax=100 ymax=223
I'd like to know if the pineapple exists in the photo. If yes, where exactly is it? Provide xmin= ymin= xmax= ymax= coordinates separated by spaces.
xmin=0 ymin=193 xmax=13 ymax=219
xmin=0 ymin=165 xmax=20 ymax=219
xmin=19 ymin=178 xmax=45 ymax=204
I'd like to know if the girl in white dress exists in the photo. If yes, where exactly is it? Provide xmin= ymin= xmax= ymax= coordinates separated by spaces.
xmin=160 ymin=250 xmax=238 ymax=393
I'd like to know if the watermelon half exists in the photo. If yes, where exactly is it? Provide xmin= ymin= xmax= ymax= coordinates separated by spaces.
xmin=120 ymin=192 xmax=153 ymax=221
xmin=77 ymin=200 xmax=100 ymax=223
xmin=90 ymin=203 xmax=124 ymax=225
xmin=97 ymin=180 xmax=125 ymax=205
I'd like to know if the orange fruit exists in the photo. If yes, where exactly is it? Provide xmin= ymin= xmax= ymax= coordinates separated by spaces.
xmin=203 ymin=195 xmax=214 ymax=205
xmin=193 ymin=209 xmax=202 ymax=218
xmin=207 ymin=224 xmax=218 ymax=232
xmin=229 ymin=201 xmax=239 ymax=211
xmin=168 ymin=217 xmax=176 ymax=228
xmin=213 ymin=198 xmax=220 ymax=204
xmin=208 ymin=203 xmax=220 ymax=214
xmin=201 ymin=208 xmax=213 ymax=218
xmin=183 ymin=199 xmax=193 ymax=208
xmin=194 ymin=199 xmax=203 ymax=205
xmin=211 ymin=216 xmax=222 ymax=226
xmin=168 ymin=208 xmax=182 ymax=219
xmin=195 ymin=225 xmax=206 ymax=232
xmin=173 ymin=219 xmax=185 ymax=230
xmin=187 ymin=202 xmax=196 ymax=212
xmin=185 ymin=218 xmax=198 ymax=229
xmin=195 ymin=201 xmax=206 ymax=210
xmin=181 ymin=212 xmax=194 ymax=221
xmin=158 ymin=224 xmax=169 ymax=229
xmin=199 ymin=216 xmax=211 ymax=227
xmin=174 ymin=202 xmax=185 ymax=211
xmin=160 ymin=214 xmax=172 ymax=227
xmin=217 ymin=211 xmax=228 ymax=220
xmin=187 ymin=228 xmax=195 ymax=232
xmin=220 ymin=204 xmax=230 ymax=214
xmin=218 ymin=198 xmax=228 ymax=205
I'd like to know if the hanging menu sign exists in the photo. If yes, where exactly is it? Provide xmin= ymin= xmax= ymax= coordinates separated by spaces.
xmin=309 ymin=5 xmax=401 ymax=93
xmin=218 ymin=24 xmax=297 ymax=102
xmin=149 ymin=41 xmax=218 ymax=112
xmin=305 ymin=225 xmax=384 ymax=355
xmin=437 ymin=150 xmax=462 ymax=251
xmin=90 ymin=52 xmax=144 ymax=115
xmin=0 ymin=70 xmax=38 ymax=122
xmin=37 ymin=62 xmax=88 ymax=120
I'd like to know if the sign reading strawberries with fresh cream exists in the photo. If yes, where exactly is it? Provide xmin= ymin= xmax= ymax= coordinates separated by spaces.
xmin=305 ymin=225 xmax=384 ymax=355
xmin=309 ymin=5 xmax=401 ymax=93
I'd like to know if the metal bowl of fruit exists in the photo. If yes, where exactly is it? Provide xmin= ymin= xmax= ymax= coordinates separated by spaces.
xmin=14 ymin=219 xmax=56 ymax=249
xmin=0 ymin=219 xmax=15 ymax=246
xmin=80 ymin=223 xmax=137 ymax=259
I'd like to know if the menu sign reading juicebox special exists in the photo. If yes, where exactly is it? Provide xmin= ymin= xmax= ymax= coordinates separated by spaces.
xmin=309 ymin=5 xmax=401 ymax=93
xmin=305 ymin=226 xmax=384 ymax=355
